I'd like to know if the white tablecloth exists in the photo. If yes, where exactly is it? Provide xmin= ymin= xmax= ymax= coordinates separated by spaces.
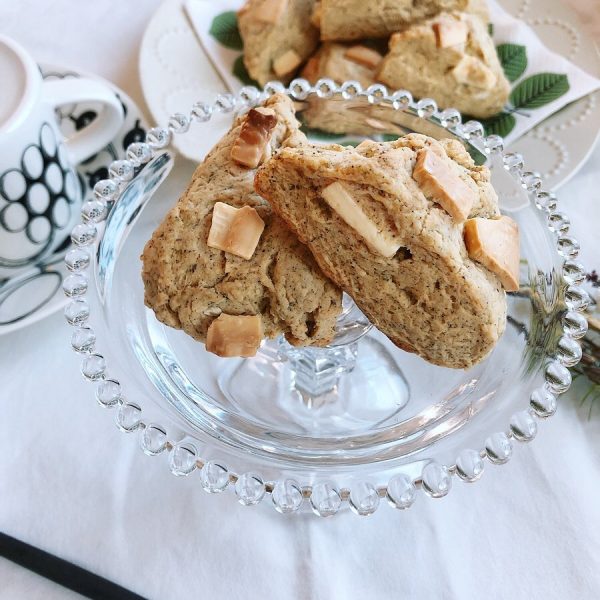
xmin=1 ymin=2 xmax=600 ymax=599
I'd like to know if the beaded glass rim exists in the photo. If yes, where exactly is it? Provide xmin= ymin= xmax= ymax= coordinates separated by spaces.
xmin=62 ymin=79 xmax=590 ymax=517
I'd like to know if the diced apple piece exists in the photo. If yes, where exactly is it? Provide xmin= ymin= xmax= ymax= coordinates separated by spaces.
xmin=253 ymin=106 xmax=276 ymax=118
xmin=231 ymin=142 xmax=262 ymax=169
xmin=273 ymin=49 xmax=302 ymax=78
xmin=231 ymin=107 xmax=278 ymax=169
xmin=225 ymin=206 xmax=266 ymax=260
xmin=412 ymin=148 xmax=476 ymax=222
xmin=452 ymin=56 xmax=497 ymax=90
xmin=206 ymin=314 xmax=263 ymax=357
xmin=207 ymin=202 xmax=238 ymax=249
xmin=253 ymin=0 xmax=288 ymax=24
xmin=207 ymin=202 xmax=265 ymax=260
xmin=344 ymin=45 xmax=383 ymax=69
xmin=463 ymin=216 xmax=520 ymax=292
xmin=321 ymin=181 xmax=401 ymax=257
xmin=432 ymin=18 xmax=468 ymax=48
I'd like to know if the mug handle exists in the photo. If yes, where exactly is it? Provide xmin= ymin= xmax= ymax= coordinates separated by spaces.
xmin=42 ymin=77 xmax=125 ymax=165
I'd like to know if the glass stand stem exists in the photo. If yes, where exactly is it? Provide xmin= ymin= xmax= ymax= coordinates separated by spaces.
xmin=279 ymin=339 xmax=359 ymax=407
xmin=218 ymin=296 xmax=409 ymax=423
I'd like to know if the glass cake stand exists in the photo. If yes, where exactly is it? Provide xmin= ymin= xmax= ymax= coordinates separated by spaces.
xmin=62 ymin=80 xmax=589 ymax=517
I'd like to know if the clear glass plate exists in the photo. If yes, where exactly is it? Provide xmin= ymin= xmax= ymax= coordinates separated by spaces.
xmin=62 ymin=81 xmax=589 ymax=516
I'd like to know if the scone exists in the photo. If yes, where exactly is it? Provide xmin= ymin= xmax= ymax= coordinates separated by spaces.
xmin=466 ymin=0 xmax=490 ymax=23
xmin=302 ymin=43 xmax=382 ymax=89
xmin=141 ymin=94 xmax=342 ymax=356
xmin=300 ymin=42 xmax=383 ymax=134
xmin=315 ymin=0 xmax=473 ymax=41
xmin=377 ymin=12 xmax=509 ymax=118
xmin=256 ymin=134 xmax=520 ymax=369
xmin=238 ymin=0 xmax=319 ymax=86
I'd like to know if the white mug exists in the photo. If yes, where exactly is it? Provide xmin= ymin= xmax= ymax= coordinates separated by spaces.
xmin=0 ymin=35 xmax=124 ymax=280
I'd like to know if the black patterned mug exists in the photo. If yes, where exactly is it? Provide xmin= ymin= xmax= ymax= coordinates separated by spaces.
xmin=0 ymin=35 xmax=124 ymax=280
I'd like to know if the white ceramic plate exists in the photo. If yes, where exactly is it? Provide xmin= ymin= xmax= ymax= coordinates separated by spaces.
xmin=139 ymin=0 xmax=600 ymax=189
xmin=0 ymin=64 xmax=148 ymax=336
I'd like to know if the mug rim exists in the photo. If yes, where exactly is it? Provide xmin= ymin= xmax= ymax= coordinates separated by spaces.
xmin=0 ymin=34 xmax=41 ymax=136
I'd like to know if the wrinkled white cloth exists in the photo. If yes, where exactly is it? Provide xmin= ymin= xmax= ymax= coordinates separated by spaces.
xmin=1 ymin=2 xmax=600 ymax=599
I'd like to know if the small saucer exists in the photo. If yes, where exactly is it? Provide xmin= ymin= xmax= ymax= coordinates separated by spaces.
xmin=0 ymin=63 xmax=148 ymax=336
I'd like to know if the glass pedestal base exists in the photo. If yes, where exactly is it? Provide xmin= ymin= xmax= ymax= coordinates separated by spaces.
xmin=218 ymin=333 xmax=410 ymax=435
xmin=75 ymin=83 xmax=585 ymax=515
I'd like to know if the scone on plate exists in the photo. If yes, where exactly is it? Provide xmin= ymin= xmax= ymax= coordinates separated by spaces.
xmin=377 ymin=12 xmax=509 ymax=118
xmin=300 ymin=42 xmax=383 ymax=134
xmin=255 ymin=134 xmax=520 ymax=369
xmin=314 ymin=0 xmax=477 ymax=41
xmin=141 ymin=94 xmax=342 ymax=358
xmin=301 ymin=43 xmax=383 ymax=89
xmin=238 ymin=0 xmax=319 ymax=86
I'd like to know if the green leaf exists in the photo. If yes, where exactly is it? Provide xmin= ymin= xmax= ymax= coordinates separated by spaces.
xmin=381 ymin=134 xmax=399 ymax=142
xmin=232 ymin=55 xmax=258 ymax=86
xmin=209 ymin=11 xmax=243 ymax=50
xmin=510 ymin=73 xmax=570 ymax=109
xmin=496 ymin=43 xmax=527 ymax=82
xmin=488 ymin=23 xmax=494 ymax=36
xmin=479 ymin=112 xmax=517 ymax=138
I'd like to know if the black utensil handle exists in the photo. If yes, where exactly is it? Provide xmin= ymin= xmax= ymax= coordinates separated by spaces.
xmin=0 ymin=532 xmax=147 ymax=600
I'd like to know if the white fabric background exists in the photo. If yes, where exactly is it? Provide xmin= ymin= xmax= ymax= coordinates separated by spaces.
xmin=1 ymin=1 xmax=600 ymax=599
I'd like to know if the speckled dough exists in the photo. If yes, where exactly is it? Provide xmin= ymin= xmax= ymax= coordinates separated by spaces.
xmin=141 ymin=94 xmax=342 ymax=348
xmin=255 ymin=133 xmax=507 ymax=368
xmin=317 ymin=0 xmax=471 ymax=40
xmin=238 ymin=0 xmax=319 ymax=86
xmin=377 ymin=12 xmax=510 ymax=118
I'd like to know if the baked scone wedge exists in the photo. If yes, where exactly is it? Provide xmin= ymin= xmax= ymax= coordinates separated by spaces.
xmin=238 ymin=0 xmax=319 ymax=86
xmin=315 ymin=0 xmax=475 ymax=41
xmin=256 ymin=134 xmax=517 ymax=369
xmin=377 ymin=12 xmax=509 ymax=118
xmin=141 ymin=94 xmax=342 ymax=356
xmin=300 ymin=42 xmax=383 ymax=134
xmin=301 ymin=43 xmax=382 ymax=89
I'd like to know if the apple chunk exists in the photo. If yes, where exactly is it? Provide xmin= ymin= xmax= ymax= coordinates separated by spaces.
xmin=412 ymin=148 xmax=476 ymax=222
xmin=207 ymin=202 xmax=265 ymax=260
xmin=206 ymin=314 xmax=263 ymax=357
xmin=464 ymin=215 xmax=520 ymax=292
xmin=321 ymin=181 xmax=401 ymax=258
